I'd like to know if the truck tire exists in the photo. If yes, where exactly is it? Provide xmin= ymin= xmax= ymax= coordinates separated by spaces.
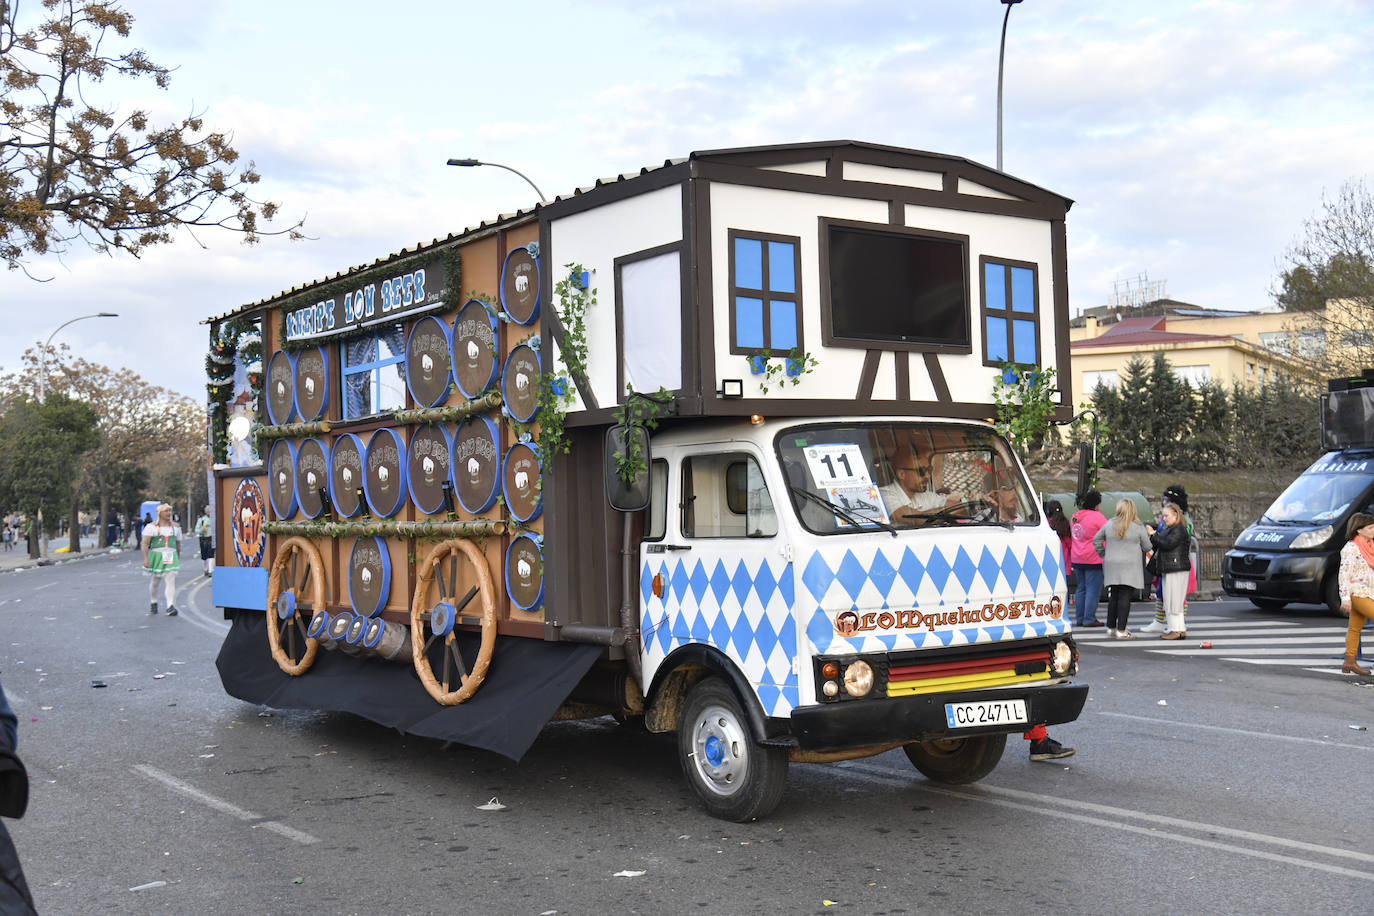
xmin=1248 ymin=597 xmax=1288 ymax=611
xmin=903 ymin=734 xmax=1007 ymax=785
xmin=678 ymin=678 xmax=787 ymax=822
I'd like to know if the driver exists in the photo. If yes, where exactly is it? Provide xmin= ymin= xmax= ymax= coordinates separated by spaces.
xmin=879 ymin=444 xmax=965 ymax=523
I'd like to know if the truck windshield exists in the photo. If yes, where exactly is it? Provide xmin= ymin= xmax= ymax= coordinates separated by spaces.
xmin=776 ymin=422 xmax=1037 ymax=534
xmin=1263 ymin=472 xmax=1371 ymax=524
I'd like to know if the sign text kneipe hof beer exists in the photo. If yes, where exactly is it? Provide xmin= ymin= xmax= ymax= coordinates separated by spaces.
xmin=282 ymin=258 xmax=451 ymax=344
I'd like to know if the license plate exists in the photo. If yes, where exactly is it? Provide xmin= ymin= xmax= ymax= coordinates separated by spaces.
xmin=1235 ymin=580 xmax=1256 ymax=591
xmin=945 ymin=699 xmax=1028 ymax=729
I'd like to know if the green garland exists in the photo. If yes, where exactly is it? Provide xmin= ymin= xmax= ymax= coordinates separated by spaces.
xmin=275 ymin=246 xmax=463 ymax=352
xmin=206 ymin=317 xmax=264 ymax=463
xmin=536 ymin=264 xmax=594 ymax=458
xmin=263 ymin=518 xmax=505 ymax=539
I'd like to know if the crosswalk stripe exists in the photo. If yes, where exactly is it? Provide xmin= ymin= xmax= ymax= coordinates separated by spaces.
xmin=1079 ymin=627 xmax=1349 ymax=642
xmin=1153 ymin=645 xmax=1347 ymax=656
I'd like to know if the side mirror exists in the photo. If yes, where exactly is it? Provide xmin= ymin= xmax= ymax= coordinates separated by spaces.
xmin=605 ymin=425 xmax=651 ymax=512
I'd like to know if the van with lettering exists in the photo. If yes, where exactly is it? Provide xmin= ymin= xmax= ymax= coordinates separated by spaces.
xmin=207 ymin=140 xmax=1087 ymax=821
xmin=1224 ymin=375 xmax=1374 ymax=613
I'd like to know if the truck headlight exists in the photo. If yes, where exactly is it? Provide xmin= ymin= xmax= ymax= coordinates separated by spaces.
xmin=1050 ymin=640 xmax=1076 ymax=676
xmin=1290 ymin=525 xmax=1333 ymax=550
xmin=843 ymin=660 xmax=875 ymax=697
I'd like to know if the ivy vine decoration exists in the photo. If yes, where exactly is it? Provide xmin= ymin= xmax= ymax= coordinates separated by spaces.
xmin=991 ymin=361 xmax=1060 ymax=459
xmin=746 ymin=347 xmax=818 ymax=395
xmin=613 ymin=385 xmax=675 ymax=487
xmin=534 ymin=264 xmax=594 ymax=458
xmin=206 ymin=317 xmax=262 ymax=464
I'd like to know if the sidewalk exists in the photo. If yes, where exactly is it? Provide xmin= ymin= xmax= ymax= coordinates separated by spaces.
xmin=0 ymin=535 xmax=126 ymax=574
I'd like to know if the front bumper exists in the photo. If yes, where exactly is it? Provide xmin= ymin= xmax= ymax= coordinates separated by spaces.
xmin=1222 ymin=550 xmax=1328 ymax=603
xmin=788 ymin=681 xmax=1089 ymax=751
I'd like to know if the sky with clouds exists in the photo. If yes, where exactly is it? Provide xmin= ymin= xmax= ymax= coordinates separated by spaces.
xmin=2 ymin=0 xmax=1370 ymax=401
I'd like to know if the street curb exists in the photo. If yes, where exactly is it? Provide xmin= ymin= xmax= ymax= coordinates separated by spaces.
xmin=0 ymin=546 xmax=124 ymax=574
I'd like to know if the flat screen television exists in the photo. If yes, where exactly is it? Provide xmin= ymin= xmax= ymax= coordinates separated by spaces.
xmin=1322 ymin=388 xmax=1374 ymax=449
xmin=823 ymin=221 xmax=970 ymax=350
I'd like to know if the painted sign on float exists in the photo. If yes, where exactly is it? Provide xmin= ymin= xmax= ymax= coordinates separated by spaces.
xmin=283 ymin=259 xmax=450 ymax=343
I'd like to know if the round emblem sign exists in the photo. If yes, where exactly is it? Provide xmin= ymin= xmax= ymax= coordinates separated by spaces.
xmin=501 ymin=344 xmax=541 ymax=423
xmin=452 ymin=299 xmax=498 ymax=398
xmin=502 ymin=441 xmax=542 ymax=523
xmin=500 ymin=246 xmax=540 ymax=325
xmin=363 ymin=428 xmax=407 ymax=518
xmin=265 ymin=350 xmax=296 ymax=425
xmin=406 ymin=315 xmax=454 ymax=409
xmin=505 ymin=533 xmax=544 ymax=611
xmin=231 ymin=478 xmax=267 ymax=568
xmin=295 ymin=438 xmax=329 ymax=519
xmin=407 ymin=424 xmax=453 ymax=515
xmin=267 ymin=439 xmax=299 ymax=519
xmin=347 ymin=536 xmax=391 ymax=618
xmin=330 ymin=433 xmax=364 ymax=518
xmin=293 ymin=345 xmax=330 ymax=421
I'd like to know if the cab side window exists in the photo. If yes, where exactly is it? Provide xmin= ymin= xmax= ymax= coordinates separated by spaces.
xmin=681 ymin=453 xmax=777 ymax=538
xmin=646 ymin=458 xmax=668 ymax=540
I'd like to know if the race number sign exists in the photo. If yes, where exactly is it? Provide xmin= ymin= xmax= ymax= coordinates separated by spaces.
xmin=803 ymin=443 xmax=889 ymax=527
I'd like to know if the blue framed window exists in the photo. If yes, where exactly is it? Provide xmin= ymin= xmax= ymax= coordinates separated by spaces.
xmin=980 ymin=257 xmax=1040 ymax=366
xmin=341 ymin=324 xmax=407 ymax=419
xmin=728 ymin=229 xmax=802 ymax=355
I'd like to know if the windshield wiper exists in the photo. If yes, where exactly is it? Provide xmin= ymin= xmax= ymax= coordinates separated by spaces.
xmin=789 ymin=485 xmax=898 ymax=537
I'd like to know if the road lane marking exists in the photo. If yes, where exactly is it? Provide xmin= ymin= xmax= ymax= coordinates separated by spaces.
xmin=835 ymin=761 xmax=1374 ymax=879
xmin=1095 ymin=711 xmax=1374 ymax=752
xmin=133 ymin=764 xmax=318 ymax=845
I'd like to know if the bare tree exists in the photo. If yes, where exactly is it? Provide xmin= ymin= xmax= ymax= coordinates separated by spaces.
xmin=0 ymin=0 xmax=302 ymax=273
xmin=1274 ymin=178 xmax=1374 ymax=377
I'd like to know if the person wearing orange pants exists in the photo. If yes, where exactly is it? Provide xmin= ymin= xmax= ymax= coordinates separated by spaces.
xmin=1336 ymin=512 xmax=1374 ymax=675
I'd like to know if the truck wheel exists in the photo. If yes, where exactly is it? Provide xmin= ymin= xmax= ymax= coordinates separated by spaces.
xmin=903 ymin=734 xmax=1007 ymax=785
xmin=1248 ymin=597 xmax=1288 ymax=611
xmin=678 ymin=678 xmax=787 ymax=822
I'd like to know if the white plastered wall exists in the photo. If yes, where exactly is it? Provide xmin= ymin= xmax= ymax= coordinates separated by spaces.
xmin=547 ymin=184 xmax=684 ymax=410
xmin=705 ymin=181 xmax=1057 ymax=406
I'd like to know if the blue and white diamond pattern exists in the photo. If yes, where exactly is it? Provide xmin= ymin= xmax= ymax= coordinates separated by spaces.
xmin=802 ymin=534 xmax=1069 ymax=656
xmin=640 ymin=555 xmax=798 ymax=716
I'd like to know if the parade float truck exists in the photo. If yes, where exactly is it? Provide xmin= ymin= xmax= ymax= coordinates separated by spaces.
xmin=207 ymin=140 xmax=1087 ymax=821
xmin=1224 ymin=371 xmax=1374 ymax=614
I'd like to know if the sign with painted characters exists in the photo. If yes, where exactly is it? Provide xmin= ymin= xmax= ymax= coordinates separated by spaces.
xmin=283 ymin=259 xmax=450 ymax=344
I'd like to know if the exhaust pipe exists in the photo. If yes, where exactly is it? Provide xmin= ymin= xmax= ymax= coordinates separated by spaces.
xmin=361 ymin=616 xmax=412 ymax=662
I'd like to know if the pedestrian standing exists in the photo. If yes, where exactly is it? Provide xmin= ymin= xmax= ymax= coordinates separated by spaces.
xmin=193 ymin=505 xmax=214 ymax=577
xmin=1044 ymin=499 xmax=1072 ymax=586
xmin=0 ymin=676 xmax=36 ymax=914
xmin=1335 ymin=512 xmax=1374 ymax=675
xmin=141 ymin=503 xmax=181 ymax=616
xmin=1070 ymin=490 xmax=1108 ymax=627
xmin=1141 ymin=485 xmax=1195 ymax=634
xmin=1094 ymin=498 xmax=1152 ymax=639
xmin=1150 ymin=502 xmax=1191 ymax=639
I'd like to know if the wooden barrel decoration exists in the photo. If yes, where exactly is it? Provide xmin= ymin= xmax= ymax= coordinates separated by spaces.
xmin=363 ymin=428 xmax=408 ymax=518
xmin=505 ymin=533 xmax=544 ymax=611
xmin=330 ymin=433 xmax=365 ymax=519
xmin=452 ymin=416 xmax=501 ymax=514
xmin=502 ymin=441 xmax=543 ymax=523
xmin=266 ymin=439 xmax=299 ymax=519
xmin=293 ymin=437 xmax=330 ymax=519
xmin=501 ymin=343 xmax=541 ymax=423
xmin=265 ymin=350 xmax=297 ymax=425
xmin=452 ymin=299 xmax=498 ymax=398
xmin=407 ymin=424 xmax=454 ymax=515
xmin=293 ymin=345 xmax=330 ymax=422
xmin=406 ymin=315 xmax=454 ymax=408
xmin=500 ymin=246 xmax=540 ymax=325
xmin=347 ymin=536 xmax=391 ymax=618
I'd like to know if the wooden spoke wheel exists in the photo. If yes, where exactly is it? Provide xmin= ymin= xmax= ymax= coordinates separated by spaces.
xmin=411 ymin=538 xmax=498 ymax=705
xmin=265 ymin=536 xmax=326 ymax=676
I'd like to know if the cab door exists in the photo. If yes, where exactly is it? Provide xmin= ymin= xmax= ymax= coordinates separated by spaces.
xmin=638 ymin=446 xmax=799 ymax=718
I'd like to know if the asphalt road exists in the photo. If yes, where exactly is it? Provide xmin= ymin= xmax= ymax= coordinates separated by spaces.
xmin=1 ymin=551 xmax=1371 ymax=915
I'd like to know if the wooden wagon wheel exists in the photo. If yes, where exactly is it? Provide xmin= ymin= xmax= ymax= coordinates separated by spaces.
xmin=265 ymin=536 xmax=326 ymax=675
xmin=411 ymin=538 xmax=498 ymax=705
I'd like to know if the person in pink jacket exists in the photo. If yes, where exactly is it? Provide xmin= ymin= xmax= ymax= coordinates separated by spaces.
xmin=1070 ymin=490 xmax=1108 ymax=627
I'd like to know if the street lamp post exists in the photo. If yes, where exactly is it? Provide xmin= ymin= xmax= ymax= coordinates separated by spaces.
xmin=34 ymin=311 xmax=117 ymax=558
xmin=445 ymin=158 xmax=548 ymax=204
xmin=996 ymin=0 xmax=1025 ymax=173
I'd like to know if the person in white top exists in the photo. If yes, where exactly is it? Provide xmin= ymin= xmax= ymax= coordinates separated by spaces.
xmin=878 ymin=445 xmax=966 ymax=525
xmin=1336 ymin=511 xmax=1374 ymax=675
xmin=140 ymin=503 xmax=181 ymax=617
